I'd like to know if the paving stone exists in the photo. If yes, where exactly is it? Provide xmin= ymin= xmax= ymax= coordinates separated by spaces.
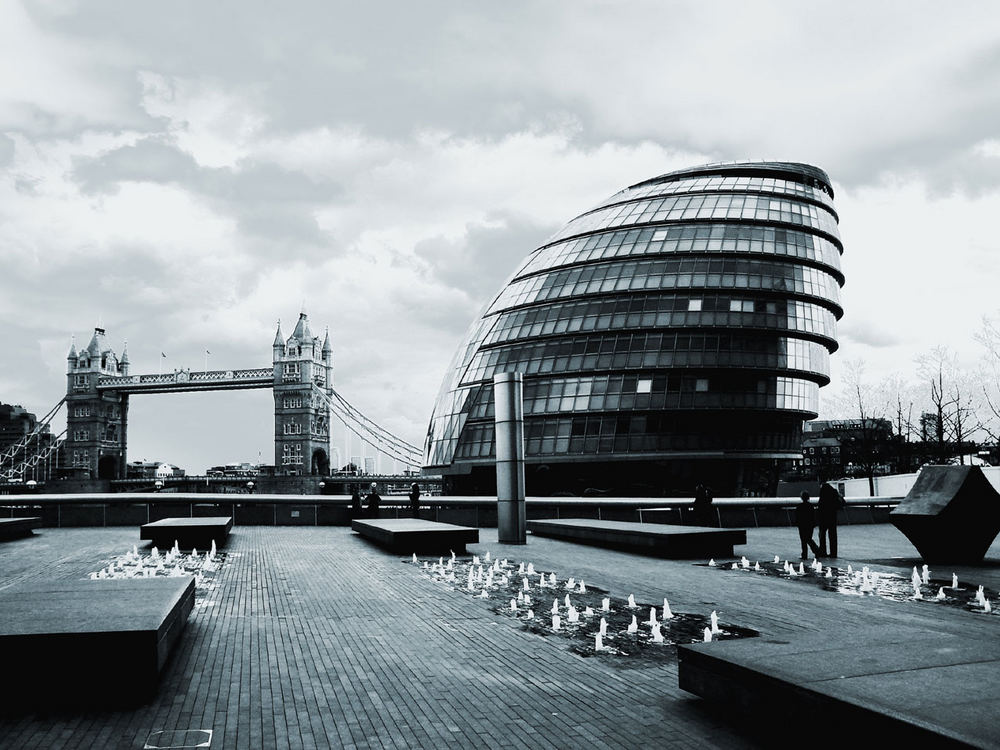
xmin=0 ymin=524 xmax=998 ymax=748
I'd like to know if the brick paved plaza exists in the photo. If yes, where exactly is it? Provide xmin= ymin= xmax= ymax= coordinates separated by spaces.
xmin=2 ymin=523 xmax=999 ymax=749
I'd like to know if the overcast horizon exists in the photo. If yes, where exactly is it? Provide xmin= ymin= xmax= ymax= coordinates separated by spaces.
xmin=3 ymin=1 xmax=1000 ymax=473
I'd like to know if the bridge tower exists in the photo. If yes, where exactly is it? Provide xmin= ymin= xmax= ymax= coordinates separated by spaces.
xmin=65 ymin=327 xmax=129 ymax=479
xmin=272 ymin=313 xmax=333 ymax=476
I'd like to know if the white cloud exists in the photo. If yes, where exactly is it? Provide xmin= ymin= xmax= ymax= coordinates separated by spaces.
xmin=974 ymin=139 xmax=1000 ymax=158
xmin=0 ymin=1 xmax=140 ymax=132
xmin=3 ymin=0 xmax=1000 ymax=470
xmin=138 ymin=71 xmax=267 ymax=168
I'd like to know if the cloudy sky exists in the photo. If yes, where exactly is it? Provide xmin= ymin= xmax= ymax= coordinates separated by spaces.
xmin=2 ymin=1 xmax=1000 ymax=472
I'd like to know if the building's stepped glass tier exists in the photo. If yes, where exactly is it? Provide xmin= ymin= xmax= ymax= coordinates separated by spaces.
xmin=424 ymin=161 xmax=844 ymax=496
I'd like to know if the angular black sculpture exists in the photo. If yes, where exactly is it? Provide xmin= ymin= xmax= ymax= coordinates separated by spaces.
xmin=890 ymin=465 xmax=1000 ymax=563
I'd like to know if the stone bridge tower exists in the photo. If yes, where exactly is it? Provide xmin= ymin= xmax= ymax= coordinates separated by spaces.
xmin=65 ymin=327 xmax=129 ymax=479
xmin=272 ymin=313 xmax=333 ymax=475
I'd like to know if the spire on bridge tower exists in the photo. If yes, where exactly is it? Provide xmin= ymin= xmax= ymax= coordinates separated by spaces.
xmin=86 ymin=327 xmax=106 ymax=357
xmin=66 ymin=336 xmax=77 ymax=365
xmin=322 ymin=327 xmax=332 ymax=389
xmin=272 ymin=320 xmax=284 ymax=359
xmin=291 ymin=312 xmax=312 ymax=343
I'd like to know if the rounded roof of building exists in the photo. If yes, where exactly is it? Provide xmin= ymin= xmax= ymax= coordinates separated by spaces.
xmin=633 ymin=161 xmax=834 ymax=197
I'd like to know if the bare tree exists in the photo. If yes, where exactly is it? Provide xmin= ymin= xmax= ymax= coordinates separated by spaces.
xmin=916 ymin=345 xmax=983 ymax=464
xmin=975 ymin=313 xmax=1000 ymax=449
xmin=831 ymin=359 xmax=889 ymax=497
xmin=883 ymin=372 xmax=916 ymax=443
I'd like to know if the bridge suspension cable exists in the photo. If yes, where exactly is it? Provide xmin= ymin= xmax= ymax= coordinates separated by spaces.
xmin=329 ymin=389 xmax=420 ymax=454
xmin=0 ymin=430 xmax=65 ymax=482
xmin=319 ymin=389 xmax=423 ymax=469
xmin=0 ymin=398 xmax=65 ymax=464
xmin=0 ymin=398 xmax=66 ymax=482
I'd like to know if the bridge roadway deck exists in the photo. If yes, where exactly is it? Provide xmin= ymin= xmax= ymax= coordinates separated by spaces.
xmin=2 ymin=524 xmax=999 ymax=748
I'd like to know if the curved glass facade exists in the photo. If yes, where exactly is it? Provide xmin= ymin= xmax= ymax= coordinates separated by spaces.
xmin=424 ymin=161 xmax=844 ymax=496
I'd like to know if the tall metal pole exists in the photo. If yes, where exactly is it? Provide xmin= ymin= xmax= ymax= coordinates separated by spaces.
xmin=494 ymin=372 xmax=526 ymax=544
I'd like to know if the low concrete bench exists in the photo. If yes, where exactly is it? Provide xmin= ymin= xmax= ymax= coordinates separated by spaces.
xmin=352 ymin=518 xmax=479 ymax=554
xmin=678 ymin=628 xmax=1000 ymax=746
xmin=0 ymin=516 xmax=42 ymax=541
xmin=140 ymin=516 xmax=233 ymax=550
xmin=0 ymin=577 xmax=195 ymax=708
xmin=526 ymin=518 xmax=745 ymax=558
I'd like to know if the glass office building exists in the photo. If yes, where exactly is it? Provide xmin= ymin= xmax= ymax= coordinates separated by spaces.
xmin=424 ymin=162 xmax=844 ymax=496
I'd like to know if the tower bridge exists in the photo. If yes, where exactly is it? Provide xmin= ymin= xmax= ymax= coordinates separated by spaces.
xmin=0 ymin=312 xmax=423 ymax=484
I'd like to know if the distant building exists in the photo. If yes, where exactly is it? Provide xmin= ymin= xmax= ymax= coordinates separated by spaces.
xmin=798 ymin=418 xmax=896 ymax=480
xmin=0 ymin=403 xmax=42 ymax=452
xmin=801 ymin=435 xmax=842 ymax=477
xmin=364 ymin=456 xmax=376 ymax=475
xmin=206 ymin=462 xmax=258 ymax=478
xmin=0 ymin=402 xmax=59 ymax=481
xmin=127 ymin=461 xmax=185 ymax=479
xmin=920 ymin=412 xmax=942 ymax=442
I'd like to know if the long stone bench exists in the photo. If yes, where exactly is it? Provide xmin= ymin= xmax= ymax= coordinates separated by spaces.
xmin=0 ymin=516 xmax=42 ymax=541
xmin=140 ymin=516 xmax=233 ymax=550
xmin=0 ymin=577 xmax=195 ymax=709
xmin=678 ymin=628 xmax=1000 ymax=746
xmin=352 ymin=518 xmax=479 ymax=554
xmin=526 ymin=518 xmax=745 ymax=558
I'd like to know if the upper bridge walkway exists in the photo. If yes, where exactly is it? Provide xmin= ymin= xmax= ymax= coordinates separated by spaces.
xmin=96 ymin=368 xmax=275 ymax=394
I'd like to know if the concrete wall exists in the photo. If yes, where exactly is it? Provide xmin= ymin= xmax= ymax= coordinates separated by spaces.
xmin=837 ymin=466 xmax=1000 ymax=499
xmin=0 ymin=493 xmax=900 ymax=529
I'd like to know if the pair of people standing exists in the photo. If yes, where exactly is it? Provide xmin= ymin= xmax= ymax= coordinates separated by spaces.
xmin=349 ymin=482 xmax=420 ymax=518
xmin=796 ymin=482 xmax=845 ymax=559
xmin=350 ymin=483 xmax=382 ymax=517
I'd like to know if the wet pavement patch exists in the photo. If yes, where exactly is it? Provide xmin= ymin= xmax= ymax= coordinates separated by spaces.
xmin=88 ymin=546 xmax=228 ymax=606
xmin=704 ymin=557 xmax=1000 ymax=616
xmin=410 ymin=554 xmax=757 ymax=664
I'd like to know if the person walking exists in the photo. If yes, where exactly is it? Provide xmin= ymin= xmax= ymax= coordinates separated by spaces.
xmin=817 ymin=481 xmax=846 ymax=557
xmin=365 ymin=482 xmax=381 ymax=518
xmin=350 ymin=484 xmax=362 ymax=517
xmin=795 ymin=491 xmax=822 ymax=560
xmin=408 ymin=482 xmax=421 ymax=518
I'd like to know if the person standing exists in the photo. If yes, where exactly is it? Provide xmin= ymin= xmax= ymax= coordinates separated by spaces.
xmin=350 ymin=485 xmax=362 ymax=517
xmin=408 ymin=482 xmax=421 ymax=518
xmin=692 ymin=483 xmax=714 ymax=527
xmin=365 ymin=482 xmax=381 ymax=518
xmin=817 ymin=481 xmax=846 ymax=557
xmin=795 ymin=491 xmax=822 ymax=560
